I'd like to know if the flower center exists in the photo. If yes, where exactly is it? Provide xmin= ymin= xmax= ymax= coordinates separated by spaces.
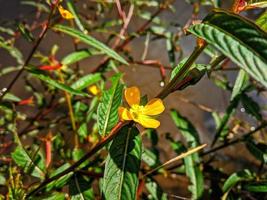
xmin=130 ymin=104 xmax=144 ymax=120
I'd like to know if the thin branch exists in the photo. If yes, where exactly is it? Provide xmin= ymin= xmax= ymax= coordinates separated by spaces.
xmin=0 ymin=2 xmax=59 ymax=101
xmin=26 ymin=121 xmax=129 ymax=197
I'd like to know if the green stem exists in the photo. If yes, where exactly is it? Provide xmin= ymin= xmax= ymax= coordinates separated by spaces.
xmin=157 ymin=43 xmax=207 ymax=99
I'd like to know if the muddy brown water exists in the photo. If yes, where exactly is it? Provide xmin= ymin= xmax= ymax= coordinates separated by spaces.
xmin=0 ymin=0 xmax=265 ymax=198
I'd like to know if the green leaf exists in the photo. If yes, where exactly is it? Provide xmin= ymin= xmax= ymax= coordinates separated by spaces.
xmin=71 ymin=73 xmax=101 ymax=91
xmin=21 ymin=1 xmax=49 ymax=12
xmin=61 ymin=49 xmax=100 ymax=65
xmin=102 ymin=125 xmax=142 ymax=200
xmin=34 ymin=192 xmax=66 ymax=200
xmin=170 ymin=110 xmax=204 ymax=200
xmin=0 ymin=173 xmax=6 ymax=185
xmin=12 ymin=145 xmax=45 ymax=179
xmin=69 ymin=174 xmax=94 ymax=200
xmin=246 ymin=140 xmax=267 ymax=163
xmin=66 ymin=0 xmax=86 ymax=33
xmin=231 ymin=69 xmax=249 ymax=101
xmin=145 ymin=178 xmax=168 ymax=200
xmin=0 ymin=41 xmax=24 ymax=65
xmin=27 ymin=68 xmax=89 ymax=97
xmin=244 ymin=182 xmax=267 ymax=193
xmin=18 ymin=23 xmax=34 ymax=42
xmin=53 ymin=25 xmax=128 ymax=65
xmin=78 ymin=122 xmax=88 ymax=139
xmin=142 ymin=148 xmax=159 ymax=167
xmin=170 ymin=109 xmax=200 ymax=147
xmin=97 ymin=73 xmax=123 ymax=136
xmin=241 ymin=94 xmax=262 ymax=120
xmin=222 ymin=170 xmax=253 ymax=193
xmin=256 ymin=10 xmax=267 ymax=32
xmin=170 ymin=57 xmax=206 ymax=91
xmin=212 ymin=97 xmax=240 ymax=145
xmin=46 ymin=163 xmax=73 ymax=191
xmin=188 ymin=10 xmax=267 ymax=88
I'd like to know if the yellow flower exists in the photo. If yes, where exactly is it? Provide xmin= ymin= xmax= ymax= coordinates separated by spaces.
xmin=119 ymin=87 xmax=165 ymax=129
xmin=58 ymin=5 xmax=74 ymax=20
xmin=88 ymin=85 xmax=101 ymax=96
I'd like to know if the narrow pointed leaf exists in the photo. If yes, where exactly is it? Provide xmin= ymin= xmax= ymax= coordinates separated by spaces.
xmin=61 ymin=49 xmax=100 ymax=65
xmin=27 ymin=68 xmax=89 ymax=97
xmin=53 ymin=25 xmax=128 ymax=65
xmin=71 ymin=73 xmax=101 ymax=91
xmin=170 ymin=110 xmax=204 ymax=200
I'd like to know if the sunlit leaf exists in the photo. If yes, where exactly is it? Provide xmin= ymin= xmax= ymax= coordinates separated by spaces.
xmin=97 ymin=73 xmax=123 ymax=136
xmin=27 ymin=68 xmax=89 ymax=97
xmin=103 ymin=125 xmax=142 ymax=200
xmin=188 ymin=10 xmax=267 ymax=88
xmin=53 ymin=25 xmax=128 ymax=65
xmin=71 ymin=73 xmax=101 ymax=91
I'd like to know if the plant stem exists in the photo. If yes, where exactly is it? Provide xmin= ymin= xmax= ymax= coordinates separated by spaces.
xmin=26 ymin=121 xmax=129 ymax=198
xmin=157 ymin=43 xmax=207 ymax=99
xmin=58 ymin=70 xmax=78 ymax=148
xmin=201 ymin=123 xmax=267 ymax=156
xmin=0 ymin=2 xmax=58 ymax=101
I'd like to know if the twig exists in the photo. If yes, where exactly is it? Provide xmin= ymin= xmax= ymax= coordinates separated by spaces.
xmin=201 ymin=123 xmax=267 ymax=156
xmin=142 ymin=144 xmax=207 ymax=178
xmin=0 ymin=1 xmax=59 ymax=101
xmin=26 ymin=121 xmax=129 ymax=197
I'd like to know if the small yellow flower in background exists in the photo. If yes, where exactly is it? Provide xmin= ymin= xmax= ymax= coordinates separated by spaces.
xmin=119 ymin=87 xmax=165 ymax=129
xmin=58 ymin=5 xmax=74 ymax=20
xmin=88 ymin=85 xmax=101 ymax=96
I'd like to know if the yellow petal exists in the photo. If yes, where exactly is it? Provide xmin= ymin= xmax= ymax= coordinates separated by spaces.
xmin=88 ymin=85 xmax=101 ymax=96
xmin=143 ymin=98 xmax=165 ymax=115
xmin=136 ymin=114 xmax=160 ymax=129
xmin=58 ymin=5 xmax=74 ymax=19
xmin=118 ymin=107 xmax=132 ymax=121
xmin=124 ymin=87 xmax=140 ymax=107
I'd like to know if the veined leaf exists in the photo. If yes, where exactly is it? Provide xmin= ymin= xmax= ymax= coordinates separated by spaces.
xmin=27 ymin=68 xmax=89 ymax=97
xmin=170 ymin=110 xmax=204 ymax=200
xmin=71 ymin=73 xmax=101 ymax=91
xmin=53 ymin=25 xmax=128 ymax=65
xmin=103 ymin=125 xmax=142 ymax=200
xmin=11 ymin=145 xmax=45 ymax=180
xmin=61 ymin=49 xmax=100 ymax=66
xmin=188 ymin=10 xmax=267 ymax=88
xmin=97 ymin=73 xmax=123 ymax=136
xmin=69 ymin=174 xmax=94 ymax=200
